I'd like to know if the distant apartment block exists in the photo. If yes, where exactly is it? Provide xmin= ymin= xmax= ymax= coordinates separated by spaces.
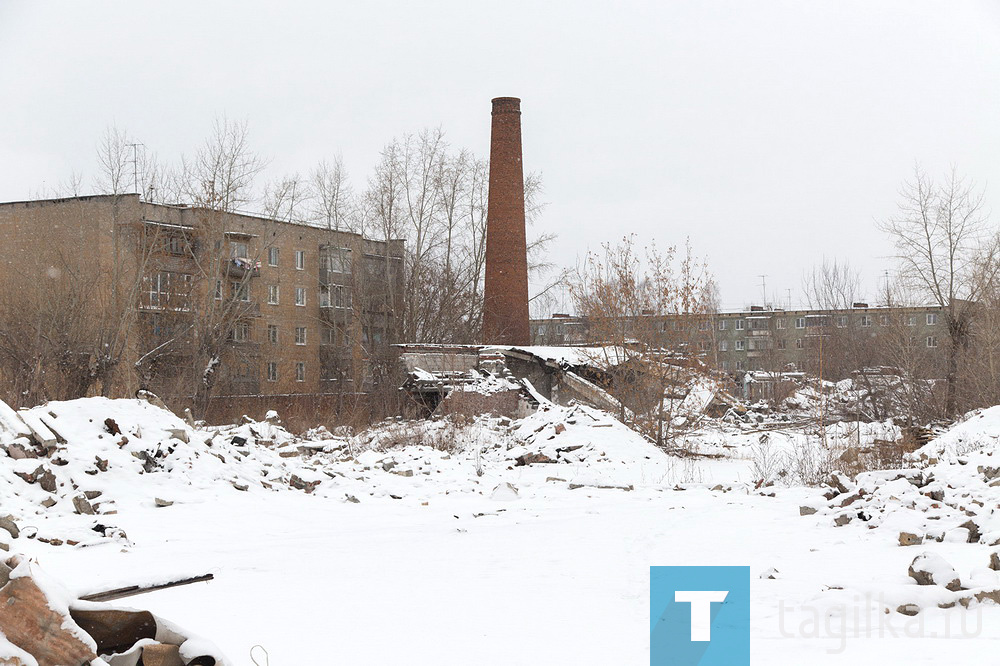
xmin=0 ymin=194 xmax=404 ymax=398
xmin=531 ymin=303 xmax=947 ymax=376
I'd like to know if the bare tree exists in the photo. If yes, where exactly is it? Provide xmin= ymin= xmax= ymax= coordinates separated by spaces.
xmin=878 ymin=166 xmax=1000 ymax=414
xmin=572 ymin=235 xmax=716 ymax=445
xmin=311 ymin=157 xmax=356 ymax=232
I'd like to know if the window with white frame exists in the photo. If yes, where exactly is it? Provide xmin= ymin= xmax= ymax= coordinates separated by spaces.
xmin=295 ymin=326 xmax=307 ymax=345
xmin=718 ymin=320 xmax=728 ymax=331
xmin=795 ymin=338 xmax=804 ymax=349
xmin=319 ymin=285 xmax=331 ymax=308
xmin=735 ymin=340 xmax=745 ymax=351
xmin=776 ymin=318 xmax=786 ymax=329
xmin=927 ymin=335 xmax=938 ymax=348
xmin=295 ymin=287 xmax=306 ymax=306
xmin=295 ymin=250 xmax=305 ymax=270
xmin=735 ymin=319 xmax=745 ymax=330
xmin=267 ymin=362 xmax=278 ymax=382
xmin=719 ymin=340 xmax=728 ymax=352
xmin=267 ymin=324 xmax=278 ymax=344
xmin=836 ymin=316 xmax=847 ymax=328
xmin=267 ymin=285 xmax=279 ymax=305
xmin=144 ymin=271 xmax=192 ymax=310
xmin=230 ymin=241 xmax=248 ymax=259
xmin=879 ymin=314 xmax=890 ymax=326
xmin=795 ymin=317 xmax=805 ymax=329
xmin=333 ymin=284 xmax=352 ymax=309
xmin=927 ymin=313 xmax=939 ymax=325
xmin=295 ymin=362 xmax=305 ymax=382
xmin=907 ymin=315 xmax=916 ymax=327
xmin=268 ymin=247 xmax=279 ymax=267
xmin=699 ymin=340 xmax=712 ymax=351
xmin=231 ymin=321 xmax=249 ymax=342
xmin=736 ymin=360 xmax=745 ymax=371
xmin=860 ymin=315 xmax=872 ymax=327
xmin=777 ymin=339 xmax=787 ymax=350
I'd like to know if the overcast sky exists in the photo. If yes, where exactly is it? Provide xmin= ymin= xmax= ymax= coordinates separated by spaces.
xmin=2 ymin=1 xmax=999 ymax=311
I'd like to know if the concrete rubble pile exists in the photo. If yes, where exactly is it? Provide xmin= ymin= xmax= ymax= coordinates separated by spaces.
xmin=799 ymin=404 xmax=1000 ymax=615
xmin=0 ymin=554 xmax=225 ymax=665
xmin=0 ymin=394 xmax=345 ymax=549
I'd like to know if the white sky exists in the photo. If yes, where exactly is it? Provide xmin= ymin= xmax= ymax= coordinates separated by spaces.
xmin=2 ymin=1 xmax=999 ymax=310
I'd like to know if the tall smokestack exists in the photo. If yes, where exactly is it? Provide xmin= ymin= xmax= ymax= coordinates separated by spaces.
xmin=483 ymin=97 xmax=530 ymax=346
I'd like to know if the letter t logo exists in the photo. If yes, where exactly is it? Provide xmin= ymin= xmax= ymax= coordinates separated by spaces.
xmin=674 ymin=590 xmax=729 ymax=641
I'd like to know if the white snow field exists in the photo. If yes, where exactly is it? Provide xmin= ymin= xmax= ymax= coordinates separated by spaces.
xmin=3 ymin=397 xmax=1000 ymax=664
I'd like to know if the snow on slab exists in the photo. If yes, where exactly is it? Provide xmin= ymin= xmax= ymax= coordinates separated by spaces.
xmin=488 ymin=345 xmax=630 ymax=368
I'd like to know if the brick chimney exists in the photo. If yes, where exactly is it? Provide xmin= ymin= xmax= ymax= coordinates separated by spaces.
xmin=483 ymin=97 xmax=531 ymax=346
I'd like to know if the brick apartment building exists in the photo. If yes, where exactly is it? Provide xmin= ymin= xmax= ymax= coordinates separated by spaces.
xmin=531 ymin=303 xmax=947 ymax=377
xmin=0 ymin=194 xmax=404 ymax=400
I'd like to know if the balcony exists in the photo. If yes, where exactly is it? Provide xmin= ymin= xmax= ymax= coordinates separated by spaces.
xmin=225 ymin=257 xmax=261 ymax=279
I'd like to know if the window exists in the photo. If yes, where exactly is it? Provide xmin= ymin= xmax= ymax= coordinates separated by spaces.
xmin=267 ymin=285 xmax=279 ymax=305
xmin=699 ymin=340 xmax=712 ymax=351
xmin=295 ymin=287 xmax=306 ymax=306
xmin=749 ymin=318 xmax=769 ymax=330
xmin=323 ymin=247 xmax=352 ymax=274
xmin=230 ymin=241 xmax=248 ymax=259
xmin=736 ymin=361 xmax=745 ymax=371
xmin=295 ymin=362 xmax=305 ymax=382
xmin=860 ymin=315 xmax=872 ymax=327
xmin=879 ymin=314 xmax=890 ymax=326
xmin=319 ymin=285 xmax=331 ymax=308
xmin=268 ymin=247 xmax=279 ymax=267
xmin=777 ymin=339 xmax=787 ymax=350
xmin=795 ymin=338 xmax=804 ymax=349
xmin=295 ymin=326 xmax=307 ymax=345
xmin=719 ymin=340 xmax=728 ymax=352
xmin=795 ymin=317 xmax=805 ymax=329
xmin=165 ymin=233 xmax=187 ymax=255
xmin=699 ymin=320 xmax=710 ymax=331
xmin=776 ymin=318 xmax=786 ymax=330
xmin=721 ymin=360 xmax=729 ymax=371
xmin=267 ymin=362 xmax=278 ymax=382
xmin=230 ymin=281 xmax=250 ymax=302
xmin=321 ymin=326 xmax=335 ymax=345
xmin=735 ymin=340 xmax=746 ymax=351
xmin=748 ymin=338 xmax=768 ymax=351
xmin=267 ymin=325 xmax=278 ymax=344
xmin=927 ymin=336 xmax=938 ymax=348
xmin=718 ymin=320 xmax=728 ymax=331
xmin=907 ymin=315 xmax=916 ymax=327
xmin=231 ymin=321 xmax=249 ymax=342
xmin=927 ymin=313 xmax=939 ymax=325
xmin=295 ymin=250 xmax=305 ymax=270
xmin=333 ymin=284 xmax=352 ymax=309
xmin=144 ymin=271 xmax=192 ymax=310
xmin=735 ymin=320 xmax=745 ymax=331
xmin=836 ymin=316 xmax=848 ymax=328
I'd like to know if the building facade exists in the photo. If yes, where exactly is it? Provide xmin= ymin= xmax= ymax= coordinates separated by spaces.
xmin=531 ymin=303 xmax=947 ymax=378
xmin=0 ymin=194 xmax=404 ymax=400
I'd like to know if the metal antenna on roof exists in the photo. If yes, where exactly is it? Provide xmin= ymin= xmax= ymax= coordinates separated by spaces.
xmin=127 ymin=142 xmax=144 ymax=197
xmin=757 ymin=274 xmax=768 ymax=307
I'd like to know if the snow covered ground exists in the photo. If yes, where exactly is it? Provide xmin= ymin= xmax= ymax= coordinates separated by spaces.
xmin=3 ymin=397 xmax=998 ymax=663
